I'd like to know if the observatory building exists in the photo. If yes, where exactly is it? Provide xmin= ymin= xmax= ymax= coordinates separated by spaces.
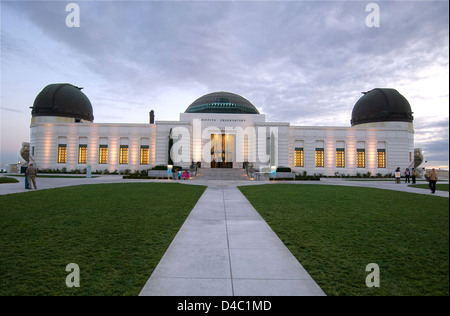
xmin=29 ymin=84 xmax=415 ymax=176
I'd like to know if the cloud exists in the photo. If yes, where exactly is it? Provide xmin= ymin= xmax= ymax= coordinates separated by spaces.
xmin=5 ymin=2 xmax=447 ymax=92
xmin=1 ymin=107 xmax=24 ymax=114
xmin=1 ymin=0 xmax=448 ymax=167
xmin=414 ymin=116 xmax=449 ymax=164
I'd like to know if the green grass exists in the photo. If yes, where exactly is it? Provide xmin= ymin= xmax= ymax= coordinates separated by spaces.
xmin=0 ymin=183 xmax=206 ymax=296
xmin=408 ymin=183 xmax=449 ymax=192
xmin=0 ymin=177 xmax=19 ymax=184
xmin=239 ymin=184 xmax=449 ymax=296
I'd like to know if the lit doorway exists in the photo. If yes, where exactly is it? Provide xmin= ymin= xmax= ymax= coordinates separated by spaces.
xmin=211 ymin=134 xmax=234 ymax=168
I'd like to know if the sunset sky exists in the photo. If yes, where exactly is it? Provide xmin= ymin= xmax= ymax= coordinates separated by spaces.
xmin=1 ymin=0 xmax=448 ymax=169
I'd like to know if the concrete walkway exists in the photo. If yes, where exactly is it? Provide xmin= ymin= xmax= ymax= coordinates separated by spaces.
xmin=312 ymin=178 xmax=450 ymax=198
xmin=139 ymin=185 xmax=325 ymax=296
xmin=0 ymin=174 xmax=127 ymax=195
xmin=1 ymin=174 xmax=448 ymax=198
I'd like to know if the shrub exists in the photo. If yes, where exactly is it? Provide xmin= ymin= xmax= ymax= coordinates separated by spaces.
xmin=295 ymin=175 xmax=320 ymax=181
xmin=140 ymin=169 xmax=148 ymax=177
xmin=276 ymin=167 xmax=291 ymax=172
xmin=152 ymin=165 xmax=168 ymax=170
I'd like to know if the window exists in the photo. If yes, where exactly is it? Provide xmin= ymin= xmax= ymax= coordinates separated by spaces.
xmin=58 ymin=144 xmax=67 ymax=163
xmin=120 ymin=145 xmax=129 ymax=164
xmin=78 ymin=145 xmax=87 ymax=164
xmin=294 ymin=148 xmax=304 ymax=167
xmin=99 ymin=145 xmax=108 ymax=164
xmin=140 ymin=145 xmax=149 ymax=165
xmin=315 ymin=148 xmax=324 ymax=167
xmin=377 ymin=149 xmax=386 ymax=168
xmin=336 ymin=148 xmax=345 ymax=168
xmin=357 ymin=149 xmax=365 ymax=168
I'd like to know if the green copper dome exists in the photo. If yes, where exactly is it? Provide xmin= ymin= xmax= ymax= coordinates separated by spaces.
xmin=185 ymin=92 xmax=259 ymax=114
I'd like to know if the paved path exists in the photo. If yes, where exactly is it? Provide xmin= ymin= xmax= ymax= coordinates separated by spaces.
xmin=0 ymin=174 xmax=126 ymax=195
xmin=1 ymin=174 xmax=448 ymax=198
xmin=311 ymin=178 xmax=450 ymax=198
xmin=139 ymin=185 xmax=325 ymax=296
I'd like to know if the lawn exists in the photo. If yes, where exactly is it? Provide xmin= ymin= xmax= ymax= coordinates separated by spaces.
xmin=0 ymin=177 xmax=19 ymax=184
xmin=408 ymin=183 xmax=449 ymax=192
xmin=239 ymin=184 xmax=449 ymax=296
xmin=0 ymin=183 xmax=206 ymax=295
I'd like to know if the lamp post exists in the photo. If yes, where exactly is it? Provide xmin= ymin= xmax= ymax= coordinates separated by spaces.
xmin=423 ymin=160 xmax=428 ymax=179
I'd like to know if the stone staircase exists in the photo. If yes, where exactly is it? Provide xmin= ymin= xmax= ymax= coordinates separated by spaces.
xmin=193 ymin=168 xmax=250 ymax=181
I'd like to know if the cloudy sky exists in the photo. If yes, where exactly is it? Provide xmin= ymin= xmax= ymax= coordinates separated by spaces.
xmin=1 ymin=0 xmax=448 ymax=169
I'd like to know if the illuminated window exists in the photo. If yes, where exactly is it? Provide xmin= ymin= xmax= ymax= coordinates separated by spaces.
xmin=315 ymin=148 xmax=324 ymax=168
xmin=99 ymin=145 xmax=108 ymax=164
xmin=78 ymin=145 xmax=87 ymax=164
xmin=58 ymin=144 xmax=67 ymax=163
xmin=295 ymin=148 xmax=304 ymax=167
xmin=120 ymin=145 xmax=129 ymax=164
xmin=357 ymin=149 xmax=365 ymax=168
xmin=336 ymin=148 xmax=345 ymax=168
xmin=377 ymin=149 xmax=386 ymax=168
xmin=140 ymin=145 xmax=149 ymax=165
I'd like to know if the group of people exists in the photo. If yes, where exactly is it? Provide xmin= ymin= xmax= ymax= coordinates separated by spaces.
xmin=172 ymin=170 xmax=190 ymax=180
xmin=395 ymin=166 xmax=439 ymax=194
xmin=395 ymin=167 xmax=417 ymax=184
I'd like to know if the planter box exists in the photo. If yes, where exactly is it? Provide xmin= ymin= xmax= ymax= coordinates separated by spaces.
xmin=253 ymin=172 xmax=296 ymax=181
xmin=148 ymin=170 xmax=170 ymax=178
xmin=274 ymin=172 xmax=296 ymax=179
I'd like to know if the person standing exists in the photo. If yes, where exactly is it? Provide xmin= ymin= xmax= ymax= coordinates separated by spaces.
xmin=25 ymin=162 xmax=38 ymax=189
xmin=404 ymin=168 xmax=411 ymax=183
xmin=411 ymin=168 xmax=416 ymax=184
xmin=428 ymin=168 xmax=438 ymax=194
xmin=24 ymin=165 xmax=30 ymax=189
xmin=172 ymin=169 xmax=177 ymax=180
xmin=395 ymin=167 xmax=401 ymax=184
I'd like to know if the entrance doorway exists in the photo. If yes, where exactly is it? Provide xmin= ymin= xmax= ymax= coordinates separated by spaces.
xmin=211 ymin=134 xmax=234 ymax=168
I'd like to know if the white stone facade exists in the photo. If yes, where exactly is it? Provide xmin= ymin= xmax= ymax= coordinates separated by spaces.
xmin=29 ymin=113 xmax=414 ymax=176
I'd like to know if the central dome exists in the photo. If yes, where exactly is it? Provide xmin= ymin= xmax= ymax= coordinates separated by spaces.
xmin=185 ymin=92 xmax=259 ymax=114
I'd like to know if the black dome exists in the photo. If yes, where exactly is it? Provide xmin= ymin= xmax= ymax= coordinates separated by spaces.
xmin=31 ymin=83 xmax=94 ymax=122
xmin=185 ymin=91 xmax=259 ymax=114
xmin=351 ymin=88 xmax=413 ymax=126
